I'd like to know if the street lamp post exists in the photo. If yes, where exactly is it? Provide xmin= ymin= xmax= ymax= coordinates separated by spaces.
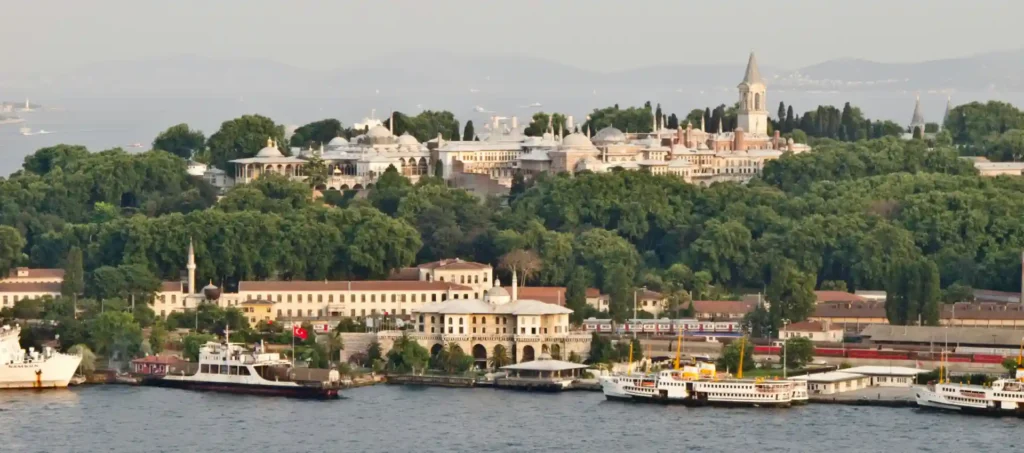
xmin=632 ymin=286 xmax=647 ymax=340
xmin=782 ymin=319 xmax=790 ymax=379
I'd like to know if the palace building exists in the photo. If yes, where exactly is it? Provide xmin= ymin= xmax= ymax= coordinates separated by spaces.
xmin=203 ymin=53 xmax=809 ymax=195
xmin=377 ymin=271 xmax=592 ymax=365
xmin=152 ymin=242 xmax=496 ymax=320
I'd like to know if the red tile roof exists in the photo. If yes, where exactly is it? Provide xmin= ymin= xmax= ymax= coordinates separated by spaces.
xmin=0 ymin=282 xmax=62 ymax=293
xmin=417 ymin=258 xmax=490 ymax=270
xmin=387 ymin=267 xmax=420 ymax=281
xmin=3 ymin=268 xmax=65 ymax=281
xmin=638 ymin=290 xmax=663 ymax=300
xmin=503 ymin=286 xmax=566 ymax=306
xmin=688 ymin=300 xmax=755 ymax=315
xmin=239 ymin=280 xmax=472 ymax=292
xmin=814 ymin=291 xmax=866 ymax=303
xmin=585 ymin=288 xmax=603 ymax=298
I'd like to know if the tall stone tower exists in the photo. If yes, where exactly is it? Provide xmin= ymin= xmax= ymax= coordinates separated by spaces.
xmin=737 ymin=52 xmax=768 ymax=136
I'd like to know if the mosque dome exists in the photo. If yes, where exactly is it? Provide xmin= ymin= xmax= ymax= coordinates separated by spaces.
xmin=561 ymin=132 xmax=594 ymax=149
xmin=327 ymin=136 xmax=349 ymax=147
xmin=593 ymin=126 xmax=625 ymax=143
xmin=484 ymin=281 xmax=511 ymax=305
xmin=366 ymin=125 xmax=392 ymax=138
xmin=254 ymin=138 xmax=284 ymax=158
xmin=202 ymin=282 xmax=221 ymax=301
xmin=397 ymin=132 xmax=420 ymax=146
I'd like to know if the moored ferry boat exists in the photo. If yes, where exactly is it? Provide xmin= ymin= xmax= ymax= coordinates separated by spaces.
xmin=140 ymin=340 xmax=341 ymax=399
xmin=789 ymin=379 xmax=809 ymax=404
xmin=915 ymin=354 xmax=1024 ymax=416
xmin=601 ymin=336 xmax=794 ymax=407
xmin=0 ymin=325 xmax=82 ymax=389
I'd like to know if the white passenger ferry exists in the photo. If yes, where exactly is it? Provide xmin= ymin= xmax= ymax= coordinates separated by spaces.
xmin=600 ymin=337 xmax=795 ymax=407
xmin=790 ymin=379 xmax=809 ymax=404
xmin=141 ymin=340 xmax=341 ymax=399
xmin=915 ymin=352 xmax=1024 ymax=416
xmin=0 ymin=325 xmax=82 ymax=389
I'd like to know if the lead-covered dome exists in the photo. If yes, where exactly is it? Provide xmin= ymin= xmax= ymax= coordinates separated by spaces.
xmin=561 ymin=132 xmax=594 ymax=149
xmin=255 ymin=137 xmax=284 ymax=158
xmin=593 ymin=126 xmax=625 ymax=144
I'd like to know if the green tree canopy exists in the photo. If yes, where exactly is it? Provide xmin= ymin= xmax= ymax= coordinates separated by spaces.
xmin=206 ymin=114 xmax=285 ymax=170
xmin=90 ymin=311 xmax=144 ymax=359
xmin=290 ymin=119 xmax=344 ymax=149
xmin=0 ymin=226 xmax=25 ymax=277
xmin=581 ymin=104 xmax=654 ymax=133
xmin=780 ymin=337 xmax=815 ymax=368
xmin=523 ymin=112 xmax=567 ymax=137
xmin=153 ymin=123 xmax=206 ymax=159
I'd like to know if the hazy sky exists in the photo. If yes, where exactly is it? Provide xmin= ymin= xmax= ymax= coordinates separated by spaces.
xmin=4 ymin=0 xmax=1023 ymax=72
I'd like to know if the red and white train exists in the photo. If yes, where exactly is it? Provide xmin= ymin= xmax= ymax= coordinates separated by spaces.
xmin=582 ymin=318 xmax=742 ymax=336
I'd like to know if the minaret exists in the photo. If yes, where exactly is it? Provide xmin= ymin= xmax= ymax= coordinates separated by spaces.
xmin=511 ymin=268 xmax=518 ymax=302
xmin=186 ymin=237 xmax=196 ymax=295
xmin=389 ymin=111 xmax=394 ymax=134
xmin=567 ymin=115 xmax=575 ymax=132
xmin=701 ymin=115 xmax=705 ymax=132
xmin=736 ymin=51 xmax=768 ymax=136
xmin=651 ymin=111 xmax=657 ymax=134
xmin=910 ymin=95 xmax=926 ymax=135
xmin=718 ymin=118 xmax=724 ymax=134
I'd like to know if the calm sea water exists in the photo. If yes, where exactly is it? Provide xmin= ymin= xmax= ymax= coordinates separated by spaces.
xmin=0 ymin=385 xmax=1019 ymax=453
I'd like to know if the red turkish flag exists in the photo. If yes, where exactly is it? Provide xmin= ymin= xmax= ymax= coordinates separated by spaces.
xmin=293 ymin=325 xmax=308 ymax=340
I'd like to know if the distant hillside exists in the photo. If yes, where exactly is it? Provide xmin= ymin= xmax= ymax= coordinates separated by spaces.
xmin=3 ymin=49 xmax=1023 ymax=100
xmin=776 ymin=49 xmax=1024 ymax=91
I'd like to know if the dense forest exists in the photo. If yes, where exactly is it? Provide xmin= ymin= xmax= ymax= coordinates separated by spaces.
xmin=3 ymin=101 xmax=1024 ymax=357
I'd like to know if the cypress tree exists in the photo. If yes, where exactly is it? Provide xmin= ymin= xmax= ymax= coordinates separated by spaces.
xmin=777 ymin=102 xmax=786 ymax=122
xmin=667 ymin=113 xmax=679 ymax=130
xmin=785 ymin=106 xmax=794 ymax=132
xmin=463 ymin=120 xmax=475 ymax=141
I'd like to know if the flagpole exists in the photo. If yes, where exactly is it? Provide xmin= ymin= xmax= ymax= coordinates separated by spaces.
xmin=292 ymin=323 xmax=295 ymax=367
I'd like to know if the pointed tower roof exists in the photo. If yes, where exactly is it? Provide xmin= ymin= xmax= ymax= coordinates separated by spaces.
xmin=943 ymin=95 xmax=952 ymax=124
xmin=910 ymin=95 xmax=925 ymax=127
xmin=741 ymin=52 xmax=764 ymax=85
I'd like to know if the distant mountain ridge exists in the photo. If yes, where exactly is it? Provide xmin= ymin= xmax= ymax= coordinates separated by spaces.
xmin=3 ymin=49 xmax=1023 ymax=99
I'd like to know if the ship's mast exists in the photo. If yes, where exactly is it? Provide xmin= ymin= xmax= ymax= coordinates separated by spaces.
xmin=674 ymin=327 xmax=682 ymax=370
xmin=737 ymin=337 xmax=746 ymax=379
